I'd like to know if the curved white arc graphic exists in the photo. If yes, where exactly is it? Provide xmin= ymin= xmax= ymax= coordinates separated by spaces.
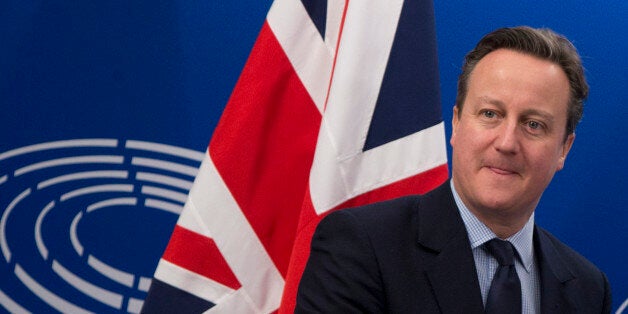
xmin=135 ymin=172 xmax=194 ymax=190
xmin=177 ymin=157 xmax=284 ymax=313
xmin=0 ymin=139 xmax=118 ymax=161
xmin=131 ymin=157 xmax=199 ymax=177
xmin=0 ymin=138 xmax=207 ymax=312
xmin=51 ymin=260 xmax=123 ymax=309
xmin=267 ymin=0 xmax=332 ymax=114
xmin=141 ymin=186 xmax=188 ymax=204
xmin=617 ymin=297 xmax=628 ymax=314
xmin=14 ymin=264 xmax=93 ymax=314
xmin=138 ymin=277 xmax=152 ymax=292
xmin=35 ymin=201 xmax=56 ymax=260
xmin=60 ymin=184 xmax=134 ymax=202
xmin=70 ymin=212 xmax=84 ymax=256
xmin=14 ymin=155 xmax=124 ymax=177
xmin=86 ymin=197 xmax=137 ymax=213
xmin=1 ymin=188 xmax=31 ymax=262
xmin=127 ymin=297 xmax=144 ymax=314
xmin=144 ymin=199 xmax=183 ymax=215
xmin=125 ymin=140 xmax=205 ymax=162
xmin=38 ymin=170 xmax=129 ymax=190
xmin=0 ymin=288 xmax=31 ymax=314
xmin=87 ymin=255 xmax=134 ymax=288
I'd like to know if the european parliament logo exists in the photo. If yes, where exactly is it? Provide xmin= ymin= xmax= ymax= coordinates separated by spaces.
xmin=0 ymin=139 xmax=203 ymax=313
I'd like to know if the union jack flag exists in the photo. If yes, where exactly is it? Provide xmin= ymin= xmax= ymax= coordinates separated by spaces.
xmin=142 ymin=0 xmax=448 ymax=312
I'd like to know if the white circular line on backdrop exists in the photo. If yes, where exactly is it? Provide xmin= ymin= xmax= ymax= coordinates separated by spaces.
xmin=0 ymin=139 xmax=118 ymax=162
xmin=14 ymin=264 xmax=92 ymax=314
xmin=35 ymin=200 xmax=56 ymax=260
xmin=38 ymin=170 xmax=129 ymax=190
xmin=1 ymin=188 xmax=31 ymax=263
xmin=86 ymin=197 xmax=138 ymax=213
xmin=0 ymin=138 xmax=204 ymax=313
xmin=15 ymin=156 xmax=125 ymax=177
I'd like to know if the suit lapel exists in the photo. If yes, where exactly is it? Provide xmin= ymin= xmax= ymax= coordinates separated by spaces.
xmin=414 ymin=183 xmax=584 ymax=313
xmin=534 ymin=226 xmax=579 ymax=313
xmin=416 ymin=183 xmax=485 ymax=313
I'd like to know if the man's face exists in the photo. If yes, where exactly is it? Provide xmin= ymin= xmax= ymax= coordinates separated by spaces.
xmin=450 ymin=49 xmax=574 ymax=221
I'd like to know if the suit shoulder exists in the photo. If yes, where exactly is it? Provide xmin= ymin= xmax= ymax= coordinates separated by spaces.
xmin=334 ymin=195 xmax=421 ymax=226
xmin=536 ymin=226 xmax=606 ymax=277
xmin=321 ymin=182 xmax=454 ymax=237
xmin=314 ymin=195 xmax=422 ymax=246
xmin=536 ymin=226 xmax=612 ymax=312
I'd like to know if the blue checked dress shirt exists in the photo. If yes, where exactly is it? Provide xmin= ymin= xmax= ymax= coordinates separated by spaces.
xmin=451 ymin=181 xmax=541 ymax=313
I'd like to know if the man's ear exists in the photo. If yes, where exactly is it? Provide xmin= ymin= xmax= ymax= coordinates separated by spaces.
xmin=557 ymin=132 xmax=575 ymax=171
xmin=450 ymin=105 xmax=460 ymax=146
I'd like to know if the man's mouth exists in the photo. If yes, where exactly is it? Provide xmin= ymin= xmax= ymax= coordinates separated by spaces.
xmin=488 ymin=166 xmax=517 ymax=175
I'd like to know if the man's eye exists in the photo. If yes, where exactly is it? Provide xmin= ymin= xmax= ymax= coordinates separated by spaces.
xmin=527 ymin=121 xmax=541 ymax=130
xmin=482 ymin=110 xmax=496 ymax=118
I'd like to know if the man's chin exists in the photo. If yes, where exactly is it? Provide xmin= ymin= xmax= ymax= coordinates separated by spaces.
xmin=476 ymin=195 xmax=523 ymax=214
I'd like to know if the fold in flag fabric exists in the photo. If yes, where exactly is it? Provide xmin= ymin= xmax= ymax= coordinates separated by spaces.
xmin=141 ymin=0 xmax=448 ymax=312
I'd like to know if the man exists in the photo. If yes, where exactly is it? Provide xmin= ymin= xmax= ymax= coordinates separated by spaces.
xmin=295 ymin=26 xmax=612 ymax=313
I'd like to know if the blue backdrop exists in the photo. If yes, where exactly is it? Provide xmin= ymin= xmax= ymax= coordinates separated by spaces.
xmin=1 ymin=1 xmax=625 ymax=312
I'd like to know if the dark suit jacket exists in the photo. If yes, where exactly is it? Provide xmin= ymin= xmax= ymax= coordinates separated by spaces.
xmin=296 ymin=182 xmax=611 ymax=313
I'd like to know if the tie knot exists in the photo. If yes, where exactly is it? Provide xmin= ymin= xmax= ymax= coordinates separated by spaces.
xmin=485 ymin=239 xmax=516 ymax=266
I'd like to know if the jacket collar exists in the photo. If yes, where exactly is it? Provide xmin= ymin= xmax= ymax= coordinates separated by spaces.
xmin=415 ymin=182 xmax=581 ymax=313
xmin=416 ymin=182 xmax=485 ymax=313
xmin=534 ymin=226 xmax=578 ymax=313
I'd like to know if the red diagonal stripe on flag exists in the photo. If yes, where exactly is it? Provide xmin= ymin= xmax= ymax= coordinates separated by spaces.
xmin=210 ymin=22 xmax=322 ymax=277
xmin=162 ymin=225 xmax=241 ymax=290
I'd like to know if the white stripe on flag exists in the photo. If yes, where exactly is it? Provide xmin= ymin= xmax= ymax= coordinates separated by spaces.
xmin=267 ymin=0 xmax=333 ymax=113
xmin=203 ymin=288 xmax=259 ymax=314
xmin=323 ymin=0 xmax=404 ymax=156
xmin=324 ymin=2 xmax=345 ymax=52
xmin=154 ymin=259 xmax=235 ymax=303
xmin=308 ymin=0 xmax=447 ymax=213
xmin=311 ymin=122 xmax=447 ymax=214
xmin=177 ymin=156 xmax=284 ymax=313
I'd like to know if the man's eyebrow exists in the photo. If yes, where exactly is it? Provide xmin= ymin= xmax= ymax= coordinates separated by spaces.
xmin=520 ymin=109 xmax=555 ymax=122
xmin=477 ymin=96 xmax=556 ymax=122
xmin=478 ymin=96 xmax=505 ymax=108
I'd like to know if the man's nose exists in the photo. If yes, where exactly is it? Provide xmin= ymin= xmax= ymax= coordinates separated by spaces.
xmin=494 ymin=120 xmax=520 ymax=154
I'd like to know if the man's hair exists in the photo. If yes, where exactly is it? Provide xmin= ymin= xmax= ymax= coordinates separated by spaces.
xmin=455 ymin=26 xmax=588 ymax=137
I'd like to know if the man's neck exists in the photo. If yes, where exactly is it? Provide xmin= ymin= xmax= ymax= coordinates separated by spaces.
xmin=450 ymin=179 xmax=535 ymax=238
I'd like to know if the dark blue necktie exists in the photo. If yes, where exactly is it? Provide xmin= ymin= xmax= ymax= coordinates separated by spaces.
xmin=484 ymin=239 xmax=522 ymax=314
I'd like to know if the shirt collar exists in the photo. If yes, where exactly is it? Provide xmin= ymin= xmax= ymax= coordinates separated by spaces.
xmin=450 ymin=180 xmax=535 ymax=272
